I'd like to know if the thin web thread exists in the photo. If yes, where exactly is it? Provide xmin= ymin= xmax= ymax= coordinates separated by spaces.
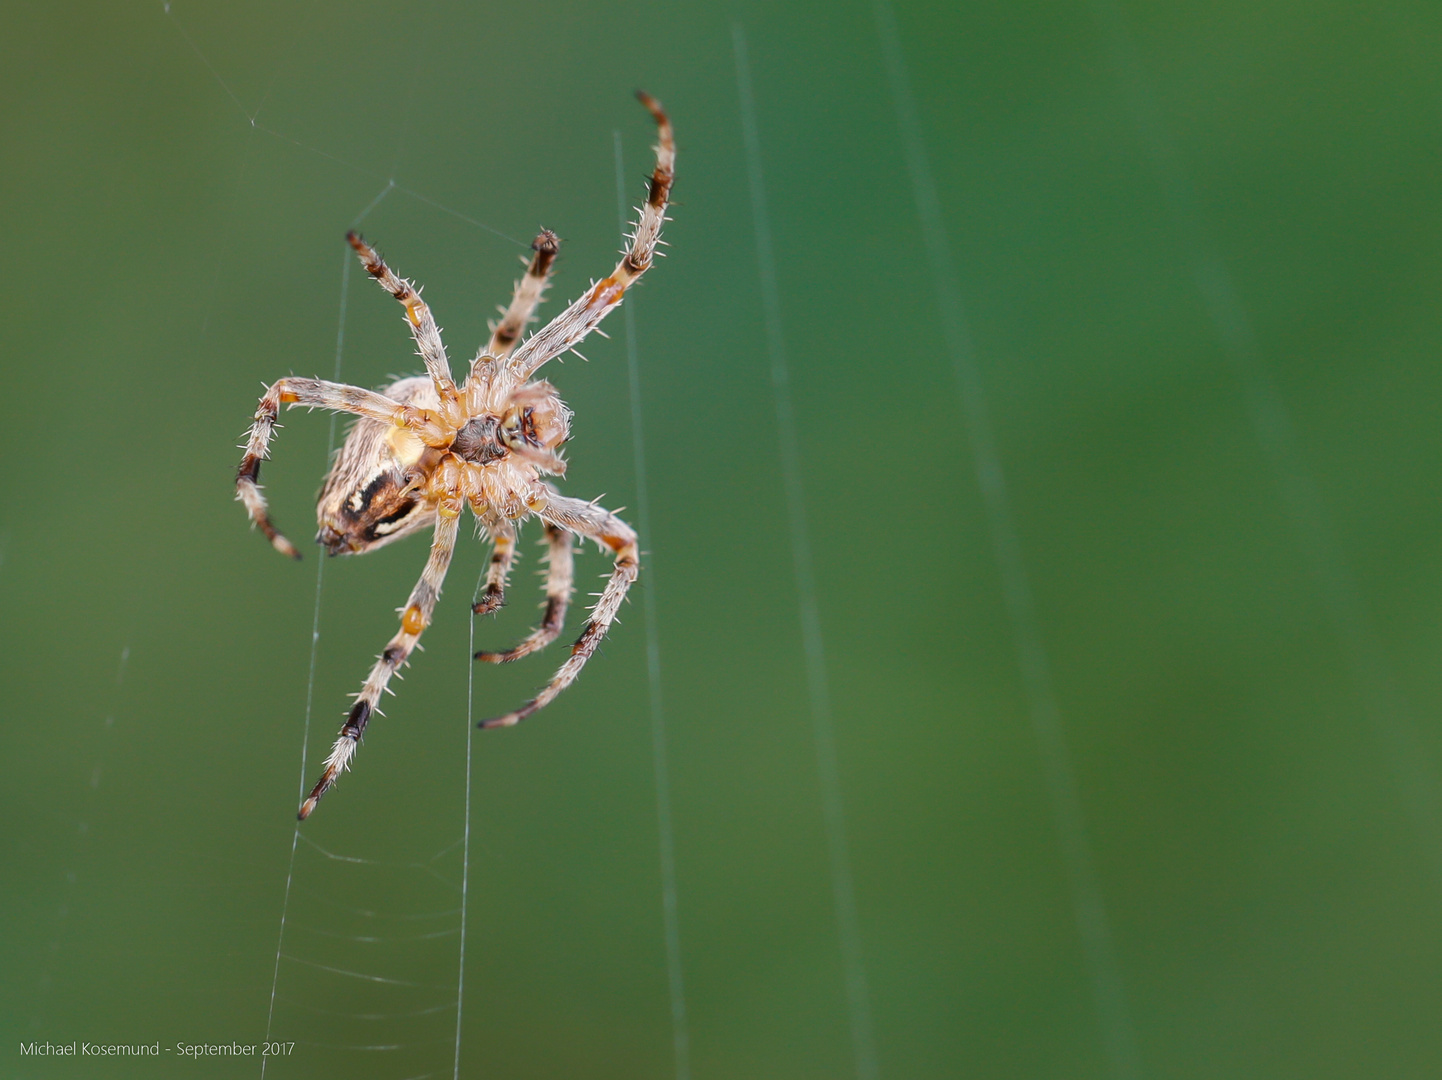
xmin=383 ymin=2 xmax=432 ymax=179
xmin=870 ymin=3 xmax=1143 ymax=1077
xmin=32 ymin=645 xmax=129 ymax=1025
xmin=1088 ymin=0 xmax=1442 ymax=889
xmin=260 ymin=243 xmax=354 ymax=1078
xmin=161 ymin=2 xmax=526 ymax=250
xmin=614 ymin=130 xmax=691 ymax=1080
xmin=455 ymin=579 xmax=481 ymax=1078
xmin=196 ymin=134 xmax=255 ymax=339
xmin=163 ymin=6 xmax=506 ymax=1070
xmin=732 ymin=26 xmax=879 ymax=1080
xmin=247 ymin=0 xmax=315 ymax=129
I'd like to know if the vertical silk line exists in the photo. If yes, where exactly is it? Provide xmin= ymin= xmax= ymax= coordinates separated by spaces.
xmin=197 ymin=132 xmax=256 ymax=340
xmin=455 ymin=574 xmax=481 ymax=1080
xmin=732 ymin=27 xmax=880 ymax=1080
xmin=614 ymin=131 xmax=692 ymax=1080
xmin=1088 ymin=0 xmax=1442 ymax=889
xmin=32 ymin=644 xmax=130 ymax=1028
xmin=162 ymin=2 xmax=251 ymax=122
xmin=162 ymin=4 xmax=527 ymax=251
xmin=261 ymin=247 xmax=352 ymax=1079
xmin=870 ymin=3 xmax=1143 ymax=1078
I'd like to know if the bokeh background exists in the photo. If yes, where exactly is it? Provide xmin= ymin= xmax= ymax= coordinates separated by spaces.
xmin=5 ymin=0 xmax=1442 ymax=1077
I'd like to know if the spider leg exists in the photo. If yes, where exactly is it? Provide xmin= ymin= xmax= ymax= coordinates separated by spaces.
xmin=471 ymin=518 xmax=517 ymax=616
xmin=484 ymin=230 xmax=560 ymax=363
xmin=476 ymin=522 xmax=575 ymax=663
xmin=299 ymin=506 xmax=461 ymax=820
xmin=510 ymin=92 xmax=674 ymax=382
xmin=237 ymin=377 xmax=454 ymax=558
xmin=346 ymin=231 xmax=461 ymax=417
xmin=479 ymin=497 xmax=635 ymax=728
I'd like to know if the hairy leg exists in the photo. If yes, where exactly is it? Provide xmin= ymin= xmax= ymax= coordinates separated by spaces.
xmin=347 ymin=232 xmax=461 ymax=419
xmin=486 ymin=231 xmax=560 ymax=361
xmin=480 ymin=497 xmax=636 ymax=728
xmin=509 ymin=93 xmax=675 ymax=381
xmin=299 ymin=507 xmax=461 ymax=820
xmin=476 ymin=522 xmax=575 ymax=663
xmin=236 ymin=376 xmax=452 ymax=558
xmin=472 ymin=518 xmax=517 ymax=616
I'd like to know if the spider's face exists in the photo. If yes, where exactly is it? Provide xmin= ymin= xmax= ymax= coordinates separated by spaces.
xmin=498 ymin=380 xmax=571 ymax=459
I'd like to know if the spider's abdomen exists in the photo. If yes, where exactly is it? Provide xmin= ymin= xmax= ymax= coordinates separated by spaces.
xmin=317 ymin=463 xmax=436 ymax=555
xmin=316 ymin=376 xmax=438 ymax=555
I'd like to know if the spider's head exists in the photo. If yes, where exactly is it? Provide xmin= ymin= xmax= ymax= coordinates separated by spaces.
xmin=496 ymin=380 xmax=571 ymax=475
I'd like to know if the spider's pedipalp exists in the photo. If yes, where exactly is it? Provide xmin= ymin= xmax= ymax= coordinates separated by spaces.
xmin=509 ymin=92 xmax=674 ymax=382
xmin=299 ymin=509 xmax=461 ymax=820
xmin=476 ymin=522 xmax=575 ymax=663
xmin=479 ymin=495 xmax=636 ymax=728
xmin=347 ymin=231 xmax=461 ymax=416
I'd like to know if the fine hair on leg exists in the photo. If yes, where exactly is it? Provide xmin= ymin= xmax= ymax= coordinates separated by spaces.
xmin=299 ymin=508 xmax=461 ymax=819
xmin=508 ymin=92 xmax=674 ymax=383
xmin=476 ymin=522 xmax=575 ymax=663
xmin=480 ymin=495 xmax=636 ymax=728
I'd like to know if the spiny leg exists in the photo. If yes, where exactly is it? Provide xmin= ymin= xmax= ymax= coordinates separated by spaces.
xmin=237 ymin=376 xmax=451 ymax=558
xmin=509 ymin=92 xmax=675 ymax=382
xmin=471 ymin=519 xmax=517 ymax=616
xmin=480 ymin=497 xmax=635 ymax=728
xmin=299 ymin=507 xmax=461 ymax=820
xmin=486 ymin=231 xmax=560 ymax=361
xmin=346 ymin=231 xmax=461 ymax=414
xmin=476 ymin=522 xmax=575 ymax=663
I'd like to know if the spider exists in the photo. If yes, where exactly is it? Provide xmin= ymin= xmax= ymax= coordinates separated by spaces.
xmin=236 ymin=92 xmax=675 ymax=820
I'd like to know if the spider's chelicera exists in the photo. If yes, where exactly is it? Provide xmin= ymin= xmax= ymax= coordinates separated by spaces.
xmin=236 ymin=93 xmax=675 ymax=820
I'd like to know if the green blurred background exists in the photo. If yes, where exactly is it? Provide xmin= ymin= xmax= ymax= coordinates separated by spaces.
xmin=5 ymin=0 xmax=1442 ymax=1077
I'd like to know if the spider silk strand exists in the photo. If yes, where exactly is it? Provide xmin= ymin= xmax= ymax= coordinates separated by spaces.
xmin=1088 ymin=0 xmax=1442 ymax=889
xmin=733 ymin=26 xmax=879 ymax=1080
xmin=871 ymin=3 xmax=1142 ymax=1076
xmin=260 ymin=246 xmax=352 ymax=1079
xmin=455 ymin=576 xmax=480 ymax=1080
xmin=162 ymin=2 xmax=526 ymax=250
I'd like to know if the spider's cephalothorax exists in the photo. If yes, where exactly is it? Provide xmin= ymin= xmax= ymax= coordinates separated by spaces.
xmin=235 ymin=93 xmax=675 ymax=820
xmin=313 ymin=375 xmax=572 ymax=555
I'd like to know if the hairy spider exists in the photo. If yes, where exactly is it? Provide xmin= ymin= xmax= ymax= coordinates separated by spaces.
xmin=236 ymin=93 xmax=675 ymax=820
